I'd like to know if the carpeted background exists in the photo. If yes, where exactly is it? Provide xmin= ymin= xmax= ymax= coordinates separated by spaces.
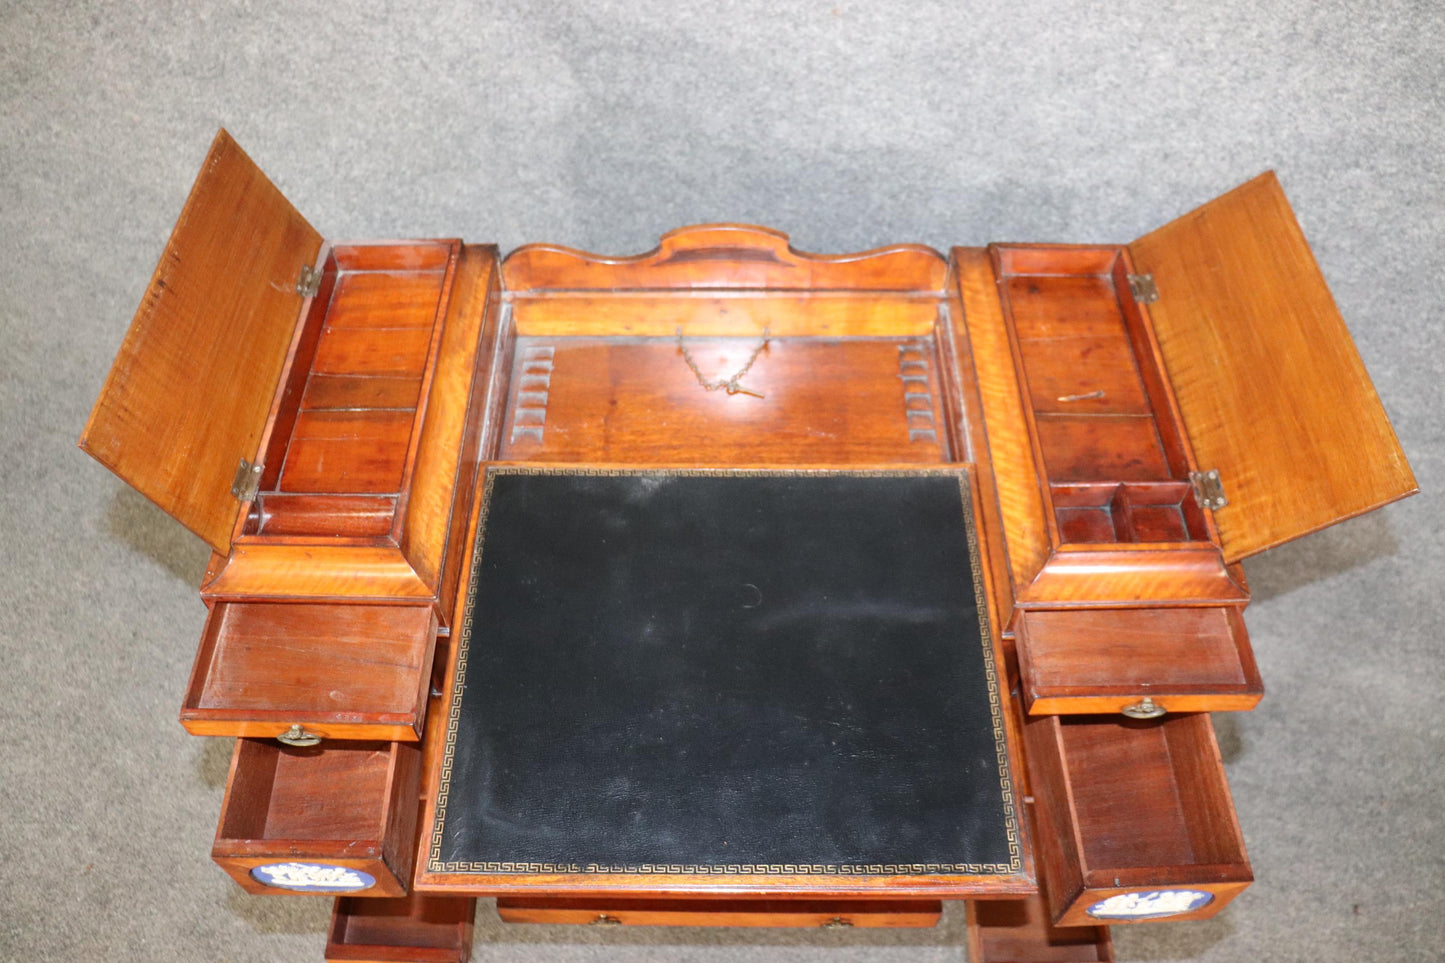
xmin=2 ymin=2 xmax=1441 ymax=960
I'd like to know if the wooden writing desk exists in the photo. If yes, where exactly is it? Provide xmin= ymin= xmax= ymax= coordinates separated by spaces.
xmin=80 ymin=130 xmax=1415 ymax=962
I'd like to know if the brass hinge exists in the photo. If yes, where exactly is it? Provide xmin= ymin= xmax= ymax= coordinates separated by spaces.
xmin=1190 ymin=469 xmax=1228 ymax=510
xmin=1128 ymin=273 xmax=1159 ymax=304
xmin=231 ymin=458 xmax=263 ymax=502
xmin=296 ymin=264 xmax=322 ymax=298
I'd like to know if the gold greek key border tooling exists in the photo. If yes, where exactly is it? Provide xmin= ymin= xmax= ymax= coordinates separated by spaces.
xmin=429 ymin=465 xmax=1021 ymax=877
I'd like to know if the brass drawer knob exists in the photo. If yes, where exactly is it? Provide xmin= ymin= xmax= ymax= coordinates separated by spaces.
xmin=590 ymin=914 xmax=622 ymax=926
xmin=1122 ymin=698 xmax=1166 ymax=720
xmin=277 ymin=724 xmax=322 ymax=747
xmin=821 ymin=917 xmax=854 ymax=928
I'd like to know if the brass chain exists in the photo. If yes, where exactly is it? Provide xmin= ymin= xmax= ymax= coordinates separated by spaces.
xmin=675 ymin=326 xmax=771 ymax=398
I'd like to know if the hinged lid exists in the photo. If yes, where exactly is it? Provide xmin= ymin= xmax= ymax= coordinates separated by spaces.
xmin=1128 ymin=171 xmax=1416 ymax=563
xmin=79 ymin=129 xmax=324 ymax=554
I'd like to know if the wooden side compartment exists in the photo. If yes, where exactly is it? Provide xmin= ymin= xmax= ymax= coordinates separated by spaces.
xmin=1023 ymin=712 xmax=1251 ymax=926
xmin=248 ymin=241 xmax=456 ymax=532
xmin=326 ymin=893 xmax=476 ymax=963
xmin=180 ymin=602 xmax=437 ymax=741
xmin=990 ymin=245 xmax=1247 ymax=609
xmin=213 ymin=738 xmax=421 ymax=897
xmin=495 ymin=898 xmax=942 ymax=928
xmin=1015 ymin=606 xmax=1262 ymax=716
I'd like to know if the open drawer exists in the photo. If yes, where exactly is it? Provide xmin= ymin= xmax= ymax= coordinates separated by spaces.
xmin=1023 ymin=712 xmax=1251 ymax=926
xmin=1016 ymin=606 xmax=1262 ymax=716
xmin=326 ymin=893 xmax=476 ymax=963
xmin=213 ymin=737 xmax=421 ymax=897
xmin=181 ymin=602 xmax=437 ymax=742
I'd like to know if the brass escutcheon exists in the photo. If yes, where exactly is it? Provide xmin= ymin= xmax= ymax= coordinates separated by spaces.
xmin=821 ymin=917 xmax=854 ymax=928
xmin=590 ymin=914 xmax=622 ymax=926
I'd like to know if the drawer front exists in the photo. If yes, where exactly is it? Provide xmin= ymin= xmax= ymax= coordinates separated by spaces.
xmin=1016 ymin=606 xmax=1262 ymax=716
xmin=213 ymin=738 xmax=421 ymax=897
xmin=181 ymin=601 xmax=437 ymax=742
xmin=495 ymin=898 xmax=942 ymax=929
xmin=1023 ymin=711 xmax=1252 ymax=925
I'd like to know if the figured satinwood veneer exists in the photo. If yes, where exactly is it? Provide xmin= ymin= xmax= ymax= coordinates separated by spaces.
xmin=214 ymin=738 xmax=420 ymax=898
xmin=180 ymin=601 xmax=438 ymax=741
xmin=326 ymin=893 xmax=476 ymax=963
xmin=1023 ymin=712 xmax=1251 ymax=927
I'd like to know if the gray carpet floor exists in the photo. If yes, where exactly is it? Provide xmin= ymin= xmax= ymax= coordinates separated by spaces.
xmin=3 ymin=2 xmax=1442 ymax=960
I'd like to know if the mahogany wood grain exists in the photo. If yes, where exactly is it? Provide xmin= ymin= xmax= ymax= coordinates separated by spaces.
xmin=966 ymin=896 xmax=1114 ymax=962
xmin=993 ymin=245 xmax=1119 ymax=277
xmin=1033 ymin=414 xmax=1170 ymax=483
xmin=252 ymin=493 xmax=398 ymax=538
xmin=326 ymin=893 xmax=476 ymax=962
xmin=333 ymin=242 xmax=456 ymax=273
xmin=1022 ymin=712 xmax=1251 ymax=926
xmin=497 ymin=337 xmax=948 ymax=465
xmin=1004 ymin=275 xmax=1131 ymax=342
xmin=495 ymin=897 xmax=942 ymax=928
xmin=214 ymin=738 xmax=421 ymax=897
xmin=1016 ymin=336 xmax=1152 ymax=415
xmin=399 ymin=246 xmax=500 ymax=599
xmin=303 ymin=374 xmax=426 ymax=411
xmin=180 ymin=601 xmax=436 ymax=740
xmin=965 ymin=801 xmax=1113 ymax=962
xmin=258 ymin=254 xmax=337 ymax=493
xmin=79 ymin=128 xmax=323 ymax=554
xmin=279 ymin=409 xmax=416 ymax=494
xmin=952 ymin=249 xmax=1050 ymax=603
xmin=505 ymin=224 xmax=946 ymax=336
xmin=322 ymin=271 xmax=450 ymax=330
xmin=1016 ymin=606 xmax=1261 ymax=715
xmin=1129 ymin=171 xmax=1417 ymax=562
xmin=505 ymin=223 xmax=946 ymax=292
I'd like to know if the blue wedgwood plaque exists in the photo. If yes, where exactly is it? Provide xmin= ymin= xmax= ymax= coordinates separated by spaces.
xmin=1086 ymin=889 xmax=1214 ymax=920
xmin=249 ymin=862 xmax=375 ymax=893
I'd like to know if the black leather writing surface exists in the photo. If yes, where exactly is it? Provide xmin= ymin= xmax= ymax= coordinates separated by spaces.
xmin=429 ymin=468 xmax=1018 ymax=876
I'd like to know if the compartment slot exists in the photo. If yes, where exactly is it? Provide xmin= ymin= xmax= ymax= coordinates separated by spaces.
xmin=498 ymin=335 xmax=951 ymax=465
xmin=326 ymin=893 xmax=476 ymax=963
xmin=181 ymin=602 xmax=436 ymax=741
xmin=1024 ymin=712 xmax=1251 ymax=925
xmin=279 ymin=409 xmax=416 ymax=494
xmin=1035 ymin=415 xmax=1170 ymax=483
xmin=1050 ymin=482 xmax=1209 ymax=545
xmin=214 ymin=738 xmax=420 ymax=897
xmin=266 ymin=249 xmax=451 ymax=507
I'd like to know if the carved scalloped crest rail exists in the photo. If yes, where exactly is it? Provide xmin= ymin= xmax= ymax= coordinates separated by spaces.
xmin=502 ymin=223 xmax=948 ymax=337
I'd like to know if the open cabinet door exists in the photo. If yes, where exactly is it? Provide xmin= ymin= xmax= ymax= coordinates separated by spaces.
xmin=79 ymin=129 xmax=324 ymax=554
xmin=1129 ymin=171 xmax=1416 ymax=563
